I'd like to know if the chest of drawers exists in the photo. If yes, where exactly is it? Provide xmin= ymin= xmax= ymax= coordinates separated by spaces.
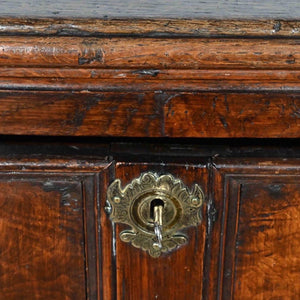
xmin=0 ymin=4 xmax=299 ymax=299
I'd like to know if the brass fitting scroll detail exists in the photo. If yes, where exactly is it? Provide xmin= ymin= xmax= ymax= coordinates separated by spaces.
xmin=105 ymin=172 xmax=204 ymax=257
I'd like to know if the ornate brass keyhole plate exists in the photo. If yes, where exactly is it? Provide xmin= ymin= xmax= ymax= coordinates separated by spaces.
xmin=105 ymin=172 xmax=204 ymax=257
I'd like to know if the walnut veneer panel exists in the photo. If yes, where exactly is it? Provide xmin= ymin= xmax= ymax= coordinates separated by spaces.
xmin=0 ymin=159 xmax=112 ymax=300
xmin=0 ymin=31 xmax=298 ymax=138
xmin=0 ymin=91 xmax=299 ymax=138
xmin=0 ymin=179 xmax=85 ymax=299
xmin=210 ymin=159 xmax=300 ymax=300
xmin=234 ymin=180 xmax=300 ymax=299
xmin=114 ymin=162 xmax=208 ymax=300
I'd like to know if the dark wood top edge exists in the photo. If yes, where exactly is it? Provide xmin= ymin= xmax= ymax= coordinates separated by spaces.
xmin=0 ymin=17 xmax=300 ymax=37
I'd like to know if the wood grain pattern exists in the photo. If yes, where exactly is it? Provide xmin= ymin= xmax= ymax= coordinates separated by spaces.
xmin=164 ymin=92 xmax=300 ymax=138
xmin=0 ymin=178 xmax=85 ymax=299
xmin=0 ymin=26 xmax=299 ymax=139
xmin=210 ymin=159 xmax=300 ymax=300
xmin=0 ymin=91 xmax=161 ymax=137
xmin=0 ymin=37 xmax=300 ymax=69
xmin=98 ymin=162 xmax=115 ymax=300
xmin=0 ymin=18 xmax=300 ymax=37
xmin=114 ymin=162 xmax=208 ymax=300
xmin=0 ymin=10 xmax=299 ymax=300
xmin=0 ymin=91 xmax=299 ymax=138
xmin=0 ymin=158 xmax=111 ymax=300
xmin=234 ymin=180 xmax=300 ymax=299
xmin=2 ymin=68 xmax=300 ymax=82
xmin=0 ymin=0 xmax=300 ymax=18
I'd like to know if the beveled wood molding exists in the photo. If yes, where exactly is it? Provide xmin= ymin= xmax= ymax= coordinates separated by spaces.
xmin=0 ymin=34 xmax=300 ymax=91
xmin=0 ymin=17 xmax=299 ymax=138
xmin=0 ymin=18 xmax=300 ymax=91
xmin=1 ymin=36 xmax=299 ymax=69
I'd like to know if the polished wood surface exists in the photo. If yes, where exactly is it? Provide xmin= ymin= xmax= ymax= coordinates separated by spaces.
xmin=0 ymin=91 xmax=298 ymax=138
xmin=0 ymin=147 xmax=299 ymax=299
xmin=0 ymin=12 xmax=299 ymax=300
xmin=0 ymin=179 xmax=85 ymax=299
xmin=114 ymin=162 xmax=208 ymax=300
xmin=164 ymin=92 xmax=300 ymax=138
xmin=1 ymin=19 xmax=300 ymax=37
xmin=0 ymin=158 xmax=110 ymax=300
xmin=0 ymin=23 xmax=299 ymax=138
xmin=210 ymin=159 xmax=300 ymax=299
xmin=1 ymin=37 xmax=300 ymax=69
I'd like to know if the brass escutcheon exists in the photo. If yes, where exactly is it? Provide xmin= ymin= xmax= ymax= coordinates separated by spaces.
xmin=105 ymin=172 xmax=204 ymax=257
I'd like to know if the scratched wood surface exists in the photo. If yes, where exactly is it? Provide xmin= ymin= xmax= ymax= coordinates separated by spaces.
xmin=114 ymin=162 xmax=208 ymax=300
xmin=0 ymin=21 xmax=299 ymax=139
xmin=1 ymin=37 xmax=300 ymax=69
xmin=0 ymin=18 xmax=300 ymax=37
xmin=0 ymin=158 xmax=111 ymax=300
xmin=0 ymin=0 xmax=300 ymax=18
xmin=0 ymin=91 xmax=299 ymax=138
xmin=209 ymin=159 xmax=300 ymax=300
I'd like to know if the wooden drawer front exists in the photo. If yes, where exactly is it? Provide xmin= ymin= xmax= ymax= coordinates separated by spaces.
xmin=108 ymin=162 xmax=208 ymax=300
xmin=0 ymin=159 xmax=110 ymax=300
xmin=0 ymin=91 xmax=299 ymax=138
xmin=210 ymin=159 xmax=300 ymax=300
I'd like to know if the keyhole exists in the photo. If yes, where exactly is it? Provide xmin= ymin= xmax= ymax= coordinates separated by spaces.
xmin=150 ymin=198 xmax=164 ymax=219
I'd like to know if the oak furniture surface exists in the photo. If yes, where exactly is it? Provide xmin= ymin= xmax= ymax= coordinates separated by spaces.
xmin=0 ymin=2 xmax=299 ymax=299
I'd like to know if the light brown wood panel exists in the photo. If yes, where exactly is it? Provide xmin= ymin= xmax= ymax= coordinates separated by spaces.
xmin=210 ymin=159 xmax=300 ymax=300
xmin=114 ymin=162 xmax=208 ymax=300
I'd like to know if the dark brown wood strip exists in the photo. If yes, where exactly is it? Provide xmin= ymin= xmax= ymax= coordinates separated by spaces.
xmin=164 ymin=92 xmax=300 ymax=138
xmin=1 ymin=78 xmax=300 ymax=92
xmin=0 ymin=91 xmax=299 ymax=138
xmin=1 ymin=68 xmax=300 ymax=81
xmin=0 ymin=91 xmax=162 ymax=137
xmin=0 ymin=18 xmax=300 ymax=37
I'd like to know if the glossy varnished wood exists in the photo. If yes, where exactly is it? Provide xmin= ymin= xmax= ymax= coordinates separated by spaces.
xmin=0 ymin=179 xmax=85 ymax=299
xmin=209 ymin=159 xmax=300 ymax=300
xmin=0 ymin=158 xmax=111 ymax=300
xmin=1 ymin=37 xmax=300 ymax=69
xmin=0 ymin=11 xmax=299 ymax=299
xmin=0 ymin=91 xmax=299 ymax=138
xmin=164 ymin=92 xmax=300 ymax=138
xmin=1 ymin=18 xmax=300 ymax=37
xmin=0 ymin=19 xmax=299 ymax=139
xmin=114 ymin=162 xmax=208 ymax=300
